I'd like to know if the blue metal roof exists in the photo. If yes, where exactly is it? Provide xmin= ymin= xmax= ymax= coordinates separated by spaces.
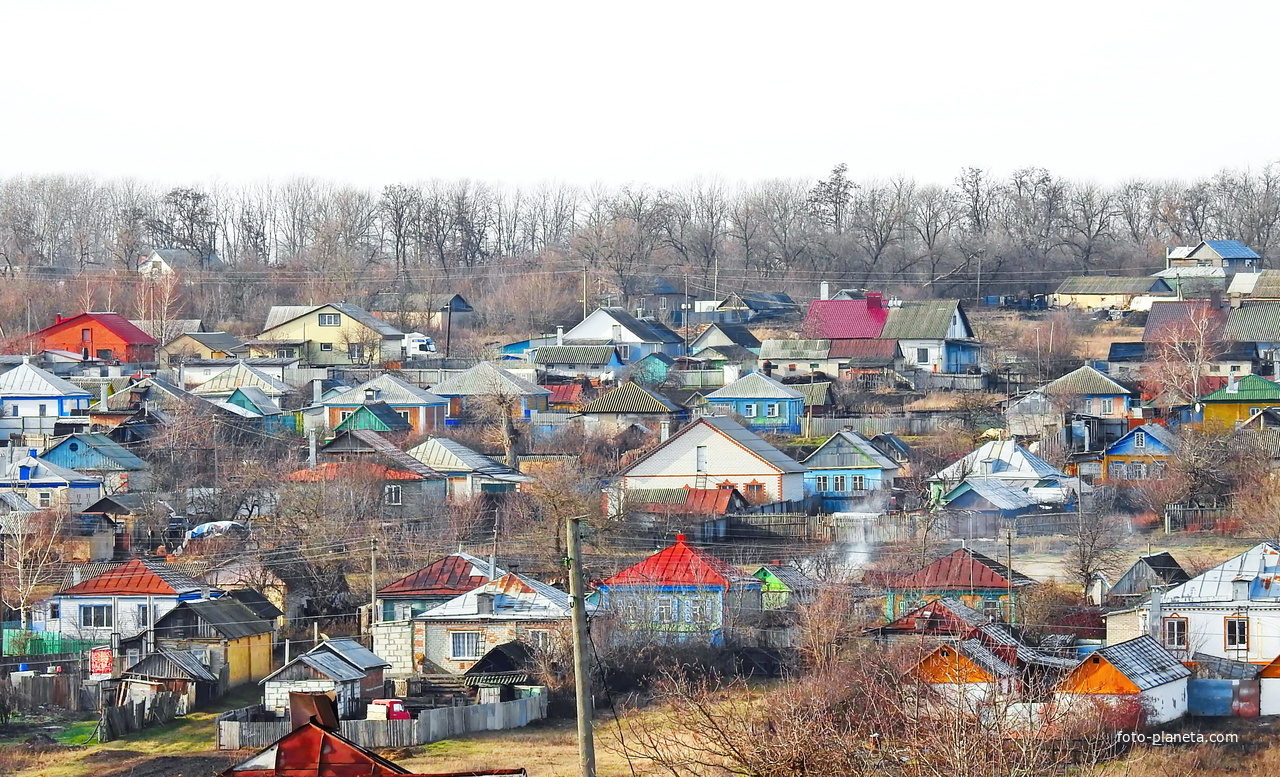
xmin=1204 ymin=240 xmax=1260 ymax=260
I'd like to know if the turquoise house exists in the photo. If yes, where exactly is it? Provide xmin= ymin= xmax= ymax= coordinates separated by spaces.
xmin=702 ymin=373 xmax=804 ymax=434
xmin=800 ymin=430 xmax=900 ymax=511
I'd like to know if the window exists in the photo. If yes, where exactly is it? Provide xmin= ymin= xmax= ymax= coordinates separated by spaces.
xmin=688 ymin=598 xmax=707 ymax=622
xmin=348 ymin=343 xmax=365 ymax=361
xmin=1163 ymin=617 xmax=1187 ymax=649
xmin=659 ymin=297 xmax=668 ymax=310
xmin=983 ymin=599 xmax=1003 ymax=620
xmin=339 ymin=411 xmax=353 ymax=421
xmin=815 ymin=475 xmax=829 ymax=492
xmin=384 ymin=484 xmax=403 ymax=506
xmin=850 ymin=475 xmax=865 ymax=491
xmin=276 ymin=348 xmax=294 ymax=358
xmin=137 ymin=604 xmax=149 ymax=627
xmin=916 ymin=348 xmax=929 ymax=364
xmin=1101 ymin=398 xmax=1114 ymax=415
xmin=398 ymin=411 xmax=411 ymax=425
xmin=320 ymin=343 xmax=334 ymax=352
xmin=742 ymin=403 xmax=758 ymax=418
xmin=1250 ymin=407 xmax=1263 ymax=417
xmin=8 ymin=406 xmax=15 ymax=417
xmin=1226 ymin=617 xmax=1248 ymax=649
xmin=765 ymin=403 xmax=779 ymax=417
xmin=656 ymin=597 xmax=677 ymax=622
xmin=1134 ymin=431 xmax=1145 ymax=448
xmin=318 ymin=313 xmax=341 ymax=326
xmin=1108 ymin=460 xmax=1125 ymax=481
xmin=38 ymin=492 xmax=51 ymax=508
xmin=48 ymin=603 xmax=59 ymax=620
xmin=1127 ymin=462 xmax=1147 ymax=480
xmin=80 ymin=605 xmax=113 ymax=628
xmin=1151 ymin=461 xmax=1167 ymax=479
xmin=125 ymin=649 xmax=140 ymax=668
xmin=833 ymin=475 xmax=847 ymax=492
xmin=450 ymin=631 xmax=483 ymax=659
xmin=745 ymin=483 xmax=763 ymax=499
xmin=527 ymin=629 xmax=553 ymax=650
xmin=38 ymin=404 xmax=47 ymax=416
xmin=1231 ymin=365 xmax=1241 ymax=373
xmin=616 ymin=345 xmax=630 ymax=361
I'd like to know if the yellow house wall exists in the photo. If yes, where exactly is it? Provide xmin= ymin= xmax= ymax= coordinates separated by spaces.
xmin=1203 ymin=403 xmax=1258 ymax=426
xmin=258 ymin=307 xmax=388 ymax=366
xmin=161 ymin=335 xmax=233 ymax=362
xmin=226 ymin=632 xmax=274 ymax=686
xmin=1106 ymin=609 xmax=1142 ymax=645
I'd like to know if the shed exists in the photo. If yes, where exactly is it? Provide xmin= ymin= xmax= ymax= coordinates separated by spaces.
xmin=123 ymin=648 xmax=220 ymax=714
xmin=1055 ymin=634 xmax=1189 ymax=725
xmin=261 ymin=652 xmax=368 ymax=719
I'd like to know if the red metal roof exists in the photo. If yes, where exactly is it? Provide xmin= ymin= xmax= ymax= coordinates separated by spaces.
xmin=627 ymin=488 xmax=739 ymax=516
xmin=283 ymin=462 xmax=424 ymax=482
xmin=34 ymin=312 xmax=158 ymax=345
xmin=59 ymin=558 xmax=183 ymax=596
xmin=826 ymin=338 xmax=899 ymax=359
xmin=603 ymin=535 xmax=753 ymax=588
xmin=545 ymin=384 xmax=583 ymax=404
xmin=891 ymin=548 xmax=1035 ymax=592
xmin=378 ymin=553 xmax=495 ymax=597
xmin=805 ymin=300 xmax=888 ymax=339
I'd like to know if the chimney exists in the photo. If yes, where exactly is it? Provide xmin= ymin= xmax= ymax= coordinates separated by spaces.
xmin=489 ymin=551 xmax=497 ymax=581
xmin=819 ymin=281 xmax=830 ymax=301
xmin=312 ymin=379 xmax=322 ymax=404
xmin=866 ymin=292 xmax=884 ymax=311
xmin=99 ymin=383 xmax=108 ymax=406
xmin=1148 ymin=588 xmax=1162 ymax=640
xmin=675 ymin=534 xmax=687 ymax=544
xmin=556 ymin=326 xmax=564 ymax=347
xmin=476 ymin=593 xmax=495 ymax=616
xmin=659 ymin=420 xmax=670 ymax=442
xmin=72 ymin=568 xmax=82 ymax=586
xmin=1227 ymin=375 xmax=1239 ymax=394
xmin=200 ymin=585 xmax=210 ymax=600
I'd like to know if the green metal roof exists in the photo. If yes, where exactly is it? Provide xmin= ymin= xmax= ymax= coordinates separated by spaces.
xmin=1042 ymin=365 xmax=1133 ymax=397
xmin=578 ymin=382 xmax=680 ymax=414
xmin=1055 ymin=276 xmax=1170 ymax=295
xmin=879 ymin=300 xmax=965 ymax=340
xmin=1201 ymin=374 xmax=1280 ymax=403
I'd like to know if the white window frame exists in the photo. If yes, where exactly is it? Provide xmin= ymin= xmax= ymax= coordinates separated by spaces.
xmin=317 ymin=313 xmax=341 ymax=327
xmin=384 ymin=484 xmax=403 ymax=506
xmin=450 ymin=630 xmax=484 ymax=660
xmin=80 ymin=604 xmax=113 ymax=628
xmin=656 ymin=597 xmax=677 ymax=623
xmin=526 ymin=629 xmax=553 ymax=650
xmin=1226 ymin=617 xmax=1248 ymax=649
xmin=1101 ymin=397 xmax=1114 ymax=415
xmin=688 ymin=598 xmax=707 ymax=622
xmin=815 ymin=475 xmax=829 ymax=492
xmin=765 ymin=403 xmax=779 ymax=417
xmin=742 ymin=403 xmax=758 ymax=418
xmin=916 ymin=348 xmax=929 ymax=364
xmin=1134 ymin=431 xmax=1145 ymax=448
xmin=850 ymin=475 xmax=865 ymax=491
xmin=1163 ymin=617 xmax=1187 ymax=649
xmin=38 ymin=491 xmax=51 ymax=508
xmin=833 ymin=475 xmax=847 ymax=492
xmin=348 ymin=343 xmax=365 ymax=361
xmin=320 ymin=343 xmax=334 ymax=352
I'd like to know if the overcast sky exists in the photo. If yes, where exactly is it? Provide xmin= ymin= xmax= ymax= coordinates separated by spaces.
xmin=2 ymin=1 xmax=1276 ymax=190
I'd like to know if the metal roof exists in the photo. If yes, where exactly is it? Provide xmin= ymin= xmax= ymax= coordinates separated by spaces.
xmin=419 ymin=573 xmax=573 ymax=619
xmin=291 ymin=652 xmax=368 ymax=682
xmin=0 ymin=454 xmax=100 ymax=486
xmin=892 ymin=548 xmax=1037 ymax=591
xmin=804 ymin=299 xmax=889 ymax=339
xmin=1163 ymin=541 xmax=1280 ymax=603
xmin=545 ymin=384 xmax=584 ymax=405
xmin=1191 ymin=652 xmax=1260 ymax=680
xmin=189 ymin=362 xmax=289 ymax=397
xmin=326 ymin=374 xmax=446 ymax=407
xmin=308 ymin=638 xmax=390 ymax=671
xmin=692 ymin=344 xmax=759 ymax=363
xmin=44 ymin=432 xmax=147 ymax=470
xmin=602 ymin=535 xmax=758 ymax=588
xmin=0 ymin=492 xmax=37 ymax=513
xmin=1229 ymin=271 xmax=1265 ymax=296
xmin=130 ymin=319 xmax=204 ymax=337
xmin=1142 ymin=301 xmax=1225 ymax=343
xmin=880 ymin=299 xmax=969 ymax=340
xmin=827 ymin=338 xmax=899 ymax=364
xmin=379 ymin=552 xmax=503 ymax=598
xmin=1055 ymin=276 xmax=1170 ymax=296
xmin=0 ymin=362 xmax=93 ymax=398
xmin=1225 ymin=302 xmax=1280 ymax=343
xmin=406 ymin=437 xmax=528 ymax=481
xmin=33 ymin=312 xmax=158 ymax=345
xmin=702 ymin=416 xmax=807 ymax=472
xmin=1042 ymin=365 xmax=1133 ymax=397
xmin=1201 ymin=374 xmax=1280 ymax=403
xmin=227 ymin=588 xmax=284 ymax=620
xmin=932 ymin=440 xmax=1066 ymax=483
xmin=758 ymin=339 xmax=831 ymax=360
xmin=793 ymin=382 xmax=831 ymax=407
xmin=622 ymin=487 xmax=744 ymax=516
xmin=59 ymin=557 xmax=214 ymax=597
xmin=578 ymin=382 xmax=680 ymax=414
xmin=319 ymin=429 xmax=445 ymax=479
xmin=1202 ymin=240 xmax=1260 ymax=260
xmin=532 ymin=346 xmax=620 ymax=366
xmin=1107 ymin=341 xmax=1146 ymax=362
xmin=802 ymin=429 xmax=898 ymax=470
xmin=125 ymin=649 xmax=218 ymax=683
xmin=584 ymin=307 xmax=684 ymax=344
xmin=944 ymin=478 xmax=1038 ymax=511
xmin=171 ymin=599 xmax=273 ymax=639
xmin=955 ymin=638 xmax=1018 ymax=679
xmin=171 ymin=331 xmax=244 ymax=351
xmin=706 ymin=372 xmax=805 ymax=400
xmin=693 ymin=323 xmax=761 ymax=350
xmin=230 ymin=386 xmax=282 ymax=415
xmin=755 ymin=564 xmax=818 ymax=593
xmin=1084 ymin=635 xmax=1189 ymax=691
xmin=430 ymin=362 xmax=551 ymax=397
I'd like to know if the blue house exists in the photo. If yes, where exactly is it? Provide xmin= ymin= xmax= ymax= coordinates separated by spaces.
xmin=41 ymin=433 xmax=150 ymax=493
xmin=0 ymin=452 xmax=103 ymax=512
xmin=702 ymin=373 xmax=804 ymax=434
xmin=0 ymin=361 xmax=94 ymax=438
xmin=801 ymin=430 xmax=900 ymax=511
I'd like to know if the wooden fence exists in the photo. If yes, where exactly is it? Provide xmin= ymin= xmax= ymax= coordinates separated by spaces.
xmin=804 ymin=415 xmax=956 ymax=437
xmin=9 ymin=668 xmax=95 ymax=712
xmin=217 ymin=694 xmax=549 ymax=750
xmin=99 ymin=692 xmax=180 ymax=742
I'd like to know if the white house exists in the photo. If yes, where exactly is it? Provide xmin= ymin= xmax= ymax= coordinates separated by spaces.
xmin=405 ymin=437 xmax=530 ymax=500
xmin=0 ymin=360 xmax=94 ymax=438
xmin=1055 ymin=635 xmax=1189 ymax=725
xmin=561 ymin=307 xmax=684 ymax=364
xmin=0 ymin=451 xmax=103 ymax=513
xmin=608 ymin=416 xmax=806 ymax=512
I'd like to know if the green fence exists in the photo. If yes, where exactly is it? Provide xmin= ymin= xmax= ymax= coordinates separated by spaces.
xmin=2 ymin=625 xmax=97 ymax=656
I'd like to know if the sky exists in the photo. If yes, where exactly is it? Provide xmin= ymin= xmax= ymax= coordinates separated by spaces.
xmin=2 ymin=1 xmax=1277 ymax=190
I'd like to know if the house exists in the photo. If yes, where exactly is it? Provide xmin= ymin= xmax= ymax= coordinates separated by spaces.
xmin=688 ymin=323 xmax=761 ymax=354
xmin=122 ymin=649 xmax=220 ymax=715
xmin=608 ymin=416 xmax=807 ymax=512
xmin=879 ymin=299 xmax=979 ymax=374
xmin=0 ymin=360 xmax=95 ymax=438
xmin=256 ymin=303 xmax=406 ymax=366
xmin=161 ymin=331 xmax=245 ymax=364
xmin=408 ymin=573 xmax=574 ymax=674
xmin=28 ymin=312 xmax=158 ymax=363
xmin=1105 ymin=552 xmax=1190 ymax=607
xmin=1200 ymin=374 xmax=1280 ymax=426
xmin=881 ymin=547 xmax=1036 ymax=621
xmin=429 ymin=362 xmax=550 ymax=421
xmin=321 ymin=374 xmax=447 ymax=436
xmin=560 ymin=307 xmax=685 ymax=363
xmin=1051 ymin=277 xmax=1174 ymax=310
xmin=753 ymin=564 xmax=817 ymax=610
xmin=929 ymin=440 xmax=1075 ymax=507
xmin=123 ymin=597 xmax=274 ymax=687
xmin=804 ymin=295 xmax=890 ymax=339
xmin=543 ymin=383 xmax=585 ymax=411
xmin=758 ymin=339 xmax=840 ymax=377
xmin=692 ymin=344 xmax=759 ymax=373
xmin=596 ymin=534 xmax=762 ymax=646
xmin=868 ymin=597 xmax=990 ymax=642
xmin=933 ymin=479 xmax=1041 ymax=529
xmin=41 ymin=432 xmax=150 ymax=493
xmin=532 ymin=345 xmax=625 ymax=379
xmin=367 ymin=290 xmax=475 ymax=331
xmin=1106 ymin=542 xmax=1280 ymax=664
xmin=827 ymin=339 xmax=901 ymax=387
xmin=630 ymin=352 xmax=675 ymax=385
xmin=615 ymin=276 xmax=688 ymax=320
xmin=138 ymin=248 xmax=224 ymax=277
xmin=332 ymin=403 xmax=412 ymax=435
xmin=1101 ymin=424 xmax=1178 ymax=483
xmin=189 ymin=362 xmax=290 ymax=400
xmin=914 ymin=638 xmax=1018 ymax=705
xmin=215 ymin=387 xmax=295 ymax=437
xmin=801 ymin=429 xmax=899 ymax=512
xmin=45 ymin=558 xmax=223 ymax=642
xmin=261 ymin=638 xmax=391 ymax=718
xmin=1224 ymin=301 xmax=1280 ymax=365
xmin=618 ymin=487 xmax=750 ymax=542
xmin=404 ymin=437 xmax=529 ymax=500
xmin=282 ymin=461 xmax=446 ymax=518
xmin=714 ymin=291 xmax=800 ymax=322
xmin=1166 ymin=240 xmax=1261 ymax=274
xmin=1055 ymin=635 xmax=1189 ymax=725
xmin=0 ymin=451 xmax=103 ymax=512
xmin=702 ymin=372 xmax=805 ymax=434
xmin=575 ymin=381 xmax=684 ymax=436
xmin=376 ymin=552 xmax=504 ymax=623
xmin=130 ymin=318 xmax=205 ymax=341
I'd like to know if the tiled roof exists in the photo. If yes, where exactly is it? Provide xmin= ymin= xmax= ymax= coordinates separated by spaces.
xmin=33 ymin=312 xmax=158 ymax=345
xmin=1083 ymin=635 xmax=1189 ymax=691
xmin=325 ymin=374 xmax=446 ymax=407
xmin=59 ymin=557 xmax=213 ymax=597
xmin=706 ymin=372 xmax=804 ymax=400
xmin=891 ymin=548 xmax=1036 ymax=591
xmin=379 ymin=552 xmax=502 ymax=598
xmin=430 ymin=362 xmax=551 ymax=397
xmin=545 ymin=384 xmax=584 ymax=405
xmin=623 ymin=487 xmax=742 ymax=516
xmin=1201 ymin=374 xmax=1280 ymax=402
xmin=533 ymin=345 xmax=620 ymax=366
xmin=880 ymin=300 xmax=966 ymax=340
xmin=1042 ymin=365 xmax=1134 ymax=397
xmin=0 ymin=362 xmax=93 ymax=398
xmin=603 ymin=534 xmax=756 ymax=588
xmin=1142 ymin=301 xmax=1225 ymax=343
xmin=579 ymin=382 xmax=679 ymax=414
xmin=805 ymin=299 xmax=888 ymax=339
xmin=1225 ymin=302 xmax=1280 ymax=343
xmin=758 ymin=339 xmax=831 ymax=360
xmin=1055 ymin=276 xmax=1169 ymax=295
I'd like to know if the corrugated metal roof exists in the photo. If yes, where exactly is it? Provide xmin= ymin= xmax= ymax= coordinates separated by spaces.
xmin=1163 ymin=541 xmax=1280 ymax=603
xmin=1191 ymin=652 xmax=1260 ymax=680
xmin=756 ymin=564 xmax=817 ymax=592
xmin=545 ymin=384 xmax=584 ymax=405
xmin=706 ymin=372 xmax=804 ymax=400
xmin=758 ymin=339 xmax=831 ymax=360
xmin=177 ymin=599 xmax=273 ymax=639
xmin=578 ymin=382 xmax=680 ymax=414
xmin=227 ymin=588 xmax=285 ymax=620
xmin=326 ymin=374 xmax=446 ymax=407
xmin=804 ymin=300 xmax=889 ymax=339
xmin=533 ymin=346 xmax=620 ymax=366
xmin=1225 ymin=303 xmax=1280 ymax=343
xmin=0 ymin=454 xmax=100 ymax=486
xmin=295 ymin=651 xmax=368 ymax=682
xmin=60 ymin=557 xmax=212 ymax=597
xmin=190 ymin=362 xmax=289 ymax=397
xmin=827 ymin=337 xmax=899 ymax=361
xmin=174 ymin=331 xmax=244 ymax=351
xmin=406 ymin=437 xmax=529 ymax=481
xmin=45 ymin=433 xmax=147 ymax=470
xmin=1202 ymin=240 xmax=1260 ymax=259
xmin=1055 ymin=276 xmax=1169 ymax=295
xmin=692 ymin=344 xmax=759 ymax=363
xmin=379 ymin=552 xmax=502 ymax=597
xmin=793 ymin=382 xmax=831 ymax=407
xmin=0 ymin=492 xmax=37 ymax=512
xmin=0 ymin=362 xmax=93 ymax=398
xmin=1143 ymin=301 xmax=1225 ymax=343
xmin=603 ymin=535 xmax=757 ymax=588
xmin=1042 ymin=365 xmax=1133 ymax=397
xmin=892 ymin=548 xmax=1037 ymax=591
xmin=263 ymin=305 xmax=319 ymax=330
xmin=125 ymin=649 xmax=219 ymax=683
xmin=130 ymin=319 xmax=204 ymax=337
xmin=33 ymin=312 xmax=158 ymax=345
xmin=430 ymin=362 xmax=551 ymax=397
xmin=881 ymin=299 xmax=970 ymax=340
xmin=420 ymin=573 xmax=573 ymax=619
xmin=1086 ymin=635 xmax=1189 ymax=691
xmin=309 ymin=638 xmax=390 ymax=671
xmin=932 ymin=440 xmax=1066 ymax=483
xmin=956 ymin=638 xmax=1018 ymax=678
xmin=945 ymin=478 xmax=1038 ymax=511
xmin=623 ymin=487 xmax=742 ymax=516
xmin=1201 ymin=374 xmax=1280 ymax=402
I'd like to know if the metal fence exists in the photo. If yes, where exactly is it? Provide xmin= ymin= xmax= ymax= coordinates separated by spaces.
xmin=2 ymin=627 xmax=98 ymax=657
xmin=216 ymin=694 xmax=549 ymax=750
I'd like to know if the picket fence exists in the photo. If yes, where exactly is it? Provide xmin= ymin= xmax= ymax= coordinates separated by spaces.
xmin=217 ymin=694 xmax=548 ymax=750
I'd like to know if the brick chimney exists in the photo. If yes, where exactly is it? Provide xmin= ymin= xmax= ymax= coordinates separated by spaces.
xmin=866 ymin=292 xmax=884 ymax=311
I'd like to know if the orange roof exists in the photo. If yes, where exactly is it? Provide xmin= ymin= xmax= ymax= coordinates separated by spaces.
xmin=284 ymin=462 xmax=424 ymax=482
xmin=59 ymin=558 xmax=204 ymax=596
xmin=545 ymin=384 xmax=584 ymax=404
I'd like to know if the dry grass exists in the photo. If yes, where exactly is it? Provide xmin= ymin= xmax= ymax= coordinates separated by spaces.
xmin=397 ymin=717 xmax=646 ymax=777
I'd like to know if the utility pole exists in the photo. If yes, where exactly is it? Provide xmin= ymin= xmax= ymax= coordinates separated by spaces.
xmin=582 ymin=268 xmax=589 ymax=320
xmin=566 ymin=516 xmax=595 ymax=777
xmin=1006 ymin=529 xmax=1015 ymax=626
xmin=370 ymin=538 xmax=377 ymax=625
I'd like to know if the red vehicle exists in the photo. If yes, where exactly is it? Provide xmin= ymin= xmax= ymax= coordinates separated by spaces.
xmin=366 ymin=698 xmax=411 ymax=721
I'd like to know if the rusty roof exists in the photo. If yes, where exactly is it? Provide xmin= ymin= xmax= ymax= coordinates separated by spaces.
xmin=602 ymin=535 xmax=757 ymax=588
xmin=891 ymin=548 xmax=1036 ymax=592
xmin=59 ymin=557 xmax=211 ymax=597
xmin=284 ymin=461 xmax=426 ymax=482
xmin=623 ymin=487 xmax=743 ymax=516
xmin=378 ymin=552 xmax=503 ymax=598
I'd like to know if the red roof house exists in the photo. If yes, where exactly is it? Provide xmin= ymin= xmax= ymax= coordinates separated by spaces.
xmin=880 ymin=547 xmax=1036 ymax=622
xmin=52 ymin=557 xmax=221 ymax=641
xmin=805 ymin=296 xmax=890 ymax=339
xmin=30 ymin=312 xmax=158 ymax=364
xmin=59 ymin=557 xmax=212 ymax=597
xmin=376 ymin=552 xmax=504 ymax=620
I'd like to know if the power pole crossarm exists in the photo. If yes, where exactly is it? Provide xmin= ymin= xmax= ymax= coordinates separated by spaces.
xmin=566 ymin=516 xmax=596 ymax=777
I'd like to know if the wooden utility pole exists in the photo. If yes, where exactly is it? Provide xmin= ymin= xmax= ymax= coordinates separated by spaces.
xmin=566 ymin=516 xmax=595 ymax=777
xmin=370 ymin=538 xmax=378 ymax=625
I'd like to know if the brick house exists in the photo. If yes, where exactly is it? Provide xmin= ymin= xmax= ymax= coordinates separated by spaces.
xmin=29 ymin=312 xmax=158 ymax=363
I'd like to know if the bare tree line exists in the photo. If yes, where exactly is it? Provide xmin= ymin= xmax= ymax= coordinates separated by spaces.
xmin=2 ymin=164 xmax=1280 ymax=330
